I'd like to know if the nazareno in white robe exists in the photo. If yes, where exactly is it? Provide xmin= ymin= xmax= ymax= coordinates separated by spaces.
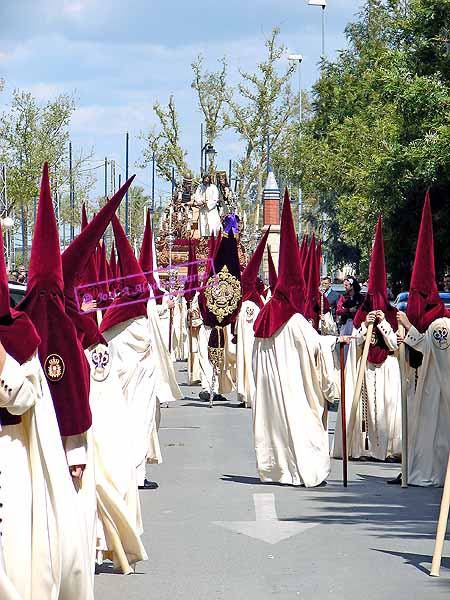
xmin=197 ymin=323 xmax=235 ymax=395
xmin=0 ymin=352 xmax=94 ymax=600
xmin=147 ymin=299 xmax=183 ymax=406
xmin=102 ymin=316 xmax=160 ymax=486
xmin=236 ymin=299 xmax=261 ymax=408
xmin=404 ymin=319 xmax=450 ymax=486
xmin=252 ymin=313 xmax=335 ymax=487
xmin=172 ymin=296 xmax=188 ymax=361
xmin=156 ymin=292 xmax=174 ymax=360
xmin=333 ymin=319 xmax=402 ymax=460
xmin=85 ymin=343 xmax=147 ymax=574
xmin=186 ymin=292 xmax=202 ymax=385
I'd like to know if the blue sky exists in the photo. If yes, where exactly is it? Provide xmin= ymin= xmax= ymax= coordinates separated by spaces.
xmin=0 ymin=0 xmax=363 ymax=201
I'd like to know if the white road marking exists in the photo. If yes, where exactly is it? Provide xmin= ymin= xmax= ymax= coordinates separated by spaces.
xmin=254 ymin=493 xmax=278 ymax=520
xmin=213 ymin=493 xmax=318 ymax=544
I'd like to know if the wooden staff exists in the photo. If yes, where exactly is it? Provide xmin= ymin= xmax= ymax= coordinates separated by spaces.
xmin=430 ymin=453 xmax=450 ymax=577
xmin=398 ymin=323 xmax=408 ymax=488
xmin=188 ymin=302 xmax=193 ymax=381
xmin=168 ymin=303 xmax=174 ymax=354
xmin=340 ymin=341 xmax=348 ymax=487
xmin=319 ymin=292 xmax=324 ymax=334
xmin=347 ymin=321 xmax=374 ymax=450
xmin=319 ymin=292 xmax=328 ymax=429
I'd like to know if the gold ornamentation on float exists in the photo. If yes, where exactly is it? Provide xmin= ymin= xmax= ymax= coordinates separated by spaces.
xmin=204 ymin=265 xmax=241 ymax=323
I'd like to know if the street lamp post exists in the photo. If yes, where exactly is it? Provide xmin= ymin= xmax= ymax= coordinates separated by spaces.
xmin=288 ymin=54 xmax=303 ymax=235
xmin=308 ymin=0 xmax=327 ymax=58
xmin=201 ymin=143 xmax=217 ymax=176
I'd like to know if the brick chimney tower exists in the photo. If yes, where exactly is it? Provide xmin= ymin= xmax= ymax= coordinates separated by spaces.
xmin=263 ymin=168 xmax=280 ymax=225
xmin=262 ymin=168 xmax=281 ymax=280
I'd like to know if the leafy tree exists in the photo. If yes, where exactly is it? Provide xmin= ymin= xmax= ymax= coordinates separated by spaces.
xmin=140 ymin=95 xmax=192 ymax=183
xmin=223 ymin=28 xmax=300 ymax=209
xmin=0 ymin=89 xmax=94 ymax=263
xmin=191 ymin=55 xmax=227 ymax=146
xmin=286 ymin=0 xmax=450 ymax=287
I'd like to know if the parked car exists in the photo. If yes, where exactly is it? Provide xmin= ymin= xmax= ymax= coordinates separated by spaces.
xmin=8 ymin=281 xmax=26 ymax=307
xmin=393 ymin=291 xmax=450 ymax=312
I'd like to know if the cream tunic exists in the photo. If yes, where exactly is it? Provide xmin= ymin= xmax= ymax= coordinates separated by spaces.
xmin=404 ymin=319 xmax=450 ymax=486
xmin=0 ymin=352 xmax=94 ymax=600
xmin=186 ymin=293 xmax=202 ymax=385
xmin=147 ymin=299 xmax=183 ymax=405
xmin=236 ymin=300 xmax=261 ymax=408
xmin=333 ymin=319 xmax=401 ymax=460
xmin=252 ymin=314 xmax=335 ymax=487
xmin=85 ymin=344 xmax=148 ymax=574
xmin=102 ymin=317 xmax=160 ymax=486
xmin=172 ymin=296 xmax=188 ymax=361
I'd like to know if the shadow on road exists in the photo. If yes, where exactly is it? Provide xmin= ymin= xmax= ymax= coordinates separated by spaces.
xmin=278 ymin=473 xmax=442 ymax=542
xmin=373 ymin=548 xmax=450 ymax=576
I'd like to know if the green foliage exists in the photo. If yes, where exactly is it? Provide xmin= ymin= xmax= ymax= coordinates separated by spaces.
xmin=0 ymin=89 xmax=94 ymax=263
xmin=283 ymin=0 xmax=450 ymax=287
xmin=139 ymin=95 xmax=192 ymax=182
xmin=191 ymin=55 xmax=227 ymax=145
xmin=140 ymin=28 xmax=302 ymax=212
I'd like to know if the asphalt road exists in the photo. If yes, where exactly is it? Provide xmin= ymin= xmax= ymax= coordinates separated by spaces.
xmin=95 ymin=361 xmax=450 ymax=600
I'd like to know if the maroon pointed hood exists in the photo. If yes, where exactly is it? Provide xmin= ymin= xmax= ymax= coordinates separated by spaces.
xmin=241 ymin=227 xmax=270 ymax=308
xmin=353 ymin=215 xmax=398 ymax=364
xmin=254 ymin=189 xmax=305 ymax=338
xmin=110 ymin=241 xmax=117 ymax=278
xmin=81 ymin=203 xmax=88 ymax=230
xmin=62 ymin=176 xmax=134 ymax=294
xmin=0 ymin=223 xmax=40 ymax=364
xmin=299 ymin=235 xmax=308 ymax=269
xmin=18 ymin=162 xmax=92 ymax=436
xmin=97 ymin=240 xmax=111 ymax=301
xmin=267 ymin=246 xmax=277 ymax=292
xmin=304 ymin=233 xmax=321 ymax=329
xmin=61 ymin=177 xmax=133 ymax=349
xmin=99 ymin=215 xmax=149 ymax=333
xmin=407 ymin=192 xmax=449 ymax=331
xmin=139 ymin=208 xmax=165 ymax=302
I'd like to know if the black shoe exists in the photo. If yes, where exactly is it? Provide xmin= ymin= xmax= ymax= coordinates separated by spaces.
xmin=387 ymin=473 xmax=402 ymax=485
xmin=138 ymin=479 xmax=159 ymax=490
xmin=213 ymin=394 xmax=227 ymax=402
xmin=199 ymin=391 xmax=210 ymax=401
xmin=385 ymin=455 xmax=401 ymax=464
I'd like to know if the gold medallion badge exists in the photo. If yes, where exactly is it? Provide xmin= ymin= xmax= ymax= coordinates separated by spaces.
xmin=204 ymin=265 xmax=241 ymax=323
xmin=44 ymin=354 xmax=65 ymax=382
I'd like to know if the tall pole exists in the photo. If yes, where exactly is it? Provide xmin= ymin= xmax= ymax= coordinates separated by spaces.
xmin=171 ymin=166 xmax=175 ymax=197
xmin=200 ymin=123 xmax=204 ymax=175
xmin=152 ymin=150 xmax=155 ymax=230
xmin=69 ymin=141 xmax=74 ymax=241
xmin=228 ymin=159 xmax=232 ymax=187
xmin=267 ymin=134 xmax=270 ymax=173
xmin=321 ymin=6 xmax=326 ymax=58
xmin=104 ymin=157 xmax=108 ymax=201
xmin=118 ymin=173 xmax=122 ymax=220
xmin=298 ymin=60 xmax=302 ymax=236
xmin=21 ymin=205 xmax=25 ymax=265
xmin=125 ymin=132 xmax=129 ymax=237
